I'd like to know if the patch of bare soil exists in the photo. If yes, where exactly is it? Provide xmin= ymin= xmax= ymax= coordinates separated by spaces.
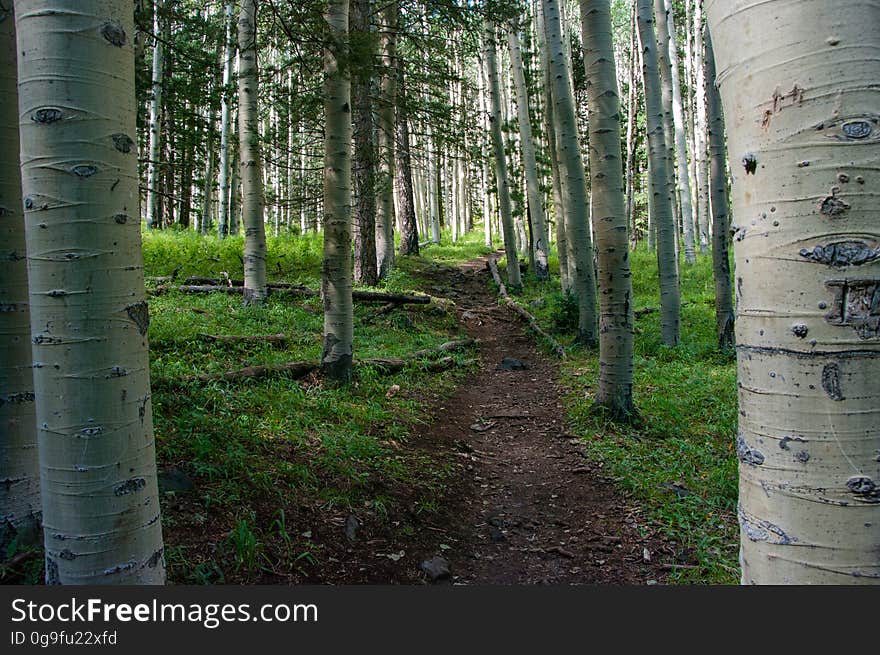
xmin=388 ymin=255 xmax=669 ymax=585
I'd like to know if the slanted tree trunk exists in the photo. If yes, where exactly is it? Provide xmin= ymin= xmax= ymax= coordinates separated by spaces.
xmin=16 ymin=0 xmax=165 ymax=584
xmin=237 ymin=0 xmax=267 ymax=304
xmin=322 ymin=0 xmax=354 ymax=383
xmin=624 ymin=0 xmax=638 ymax=243
xmin=351 ymin=0 xmax=378 ymax=285
xmin=484 ymin=18 xmax=523 ymax=292
xmin=508 ymin=28 xmax=549 ymax=280
xmin=703 ymin=30 xmax=733 ymax=351
xmin=664 ymin=0 xmax=696 ymax=263
xmin=692 ymin=0 xmax=710 ymax=252
xmin=637 ymin=0 xmax=680 ymax=346
xmin=375 ymin=1 xmax=397 ymax=279
xmin=396 ymin=62 xmax=419 ymax=256
xmin=541 ymin=0 xmax=597 ymax=345
xmin=217 ymin=1 xmax=235 ymax=238
xmin=707 ymin=0 xmax=880 ymax=584
xmin=581 ymin=0 xmax=635 ymax=418
xmin=0 ymin=2 xmax=40 ymax=554
xmin=145 ymin=0 xmax=164 ymax=228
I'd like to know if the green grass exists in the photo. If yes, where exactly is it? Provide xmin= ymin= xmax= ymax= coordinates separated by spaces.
xmin=507 ymin=248 xmax=739 ymax=584
xmin=144 ymin=227 xmax=490 ymax=583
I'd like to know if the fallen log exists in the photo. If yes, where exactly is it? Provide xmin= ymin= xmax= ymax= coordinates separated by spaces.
xmin=197 ymin=333 xmax=289 ymax=347
xmin=173 ymin=340 xmax=476 ymax=385
xmin=151 ymin=284 xmax=432 ymax=305
xmin=486 ymin=259 xmax=565 ymax=359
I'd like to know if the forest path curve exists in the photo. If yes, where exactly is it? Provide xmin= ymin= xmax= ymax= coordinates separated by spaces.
xmin=412 ymin=254 xmax=668 ymax=584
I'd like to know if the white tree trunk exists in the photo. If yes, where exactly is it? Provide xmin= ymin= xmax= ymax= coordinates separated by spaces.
xmin=237 ymin=0 xmax=267 ymax=304
xmin=637 ymin=0 xmax=680 ymax=346
xmin=484 ymin=18 xmax=523 ymax=292
xmin=542 ymin=0 xmax=597 ymax=345
xmin=0 ymin=1 xmax=40 ymax=553
xmin=508 ymin=28 xmax=550 ymax=280
xmin=322 ymin=0 xmax=354 ymax=383
xmin=692 ymin=0 xmax=710 ymax=252
xmin=217 ymin=2 xmax=235 ymax=238
xmin=16 ymin=0 xmax=165 ymax=583
xmin=707 ymin=0 xmax=880 ymax=584
xmin=375 ymin=1 xmax=397 ymax=279
xmin=145 ymin=0 xmax=164 ymax=229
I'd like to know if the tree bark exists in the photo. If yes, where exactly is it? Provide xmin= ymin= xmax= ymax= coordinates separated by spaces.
xmin=541 ymin=0 xmax=597 ymax=345
xmin=237 ymin=0 xmax=267 ymax=304
xmin=322 ymin=0 xmax=354 ymax=383
xmin=484 ymin=18 xmax=523 ymax=292
xmin=692 ymin=0 xmax=710 ymax=252
xmin=703 ymin=29 xmax=733 ymax=351
xmin=375 ymin=1 xmax=397 ymax=279
xmin=637 ymin=0 xmax=680 ymax=346
xmin=217 ymin=1 xmax=235 ymax=238
xmin=351 ymin=0 xmax=379 ymax=285
xmin=508 ymin=28 xmax=550 ymax=280
xmin=662 ymin=0 xmax=696 ymax=264
xmin=0 ymin=1 xmax=40 ymax=554
xmin=706 ymin=0 xmax=880 ymax=584
xmin=396 ymin=62 xmax=419 ymax=256
xmin=145 ymin=0 xmax=164 ymax=229
xmin=16 ymin=0 xmax=165 ymax=583
xmin=580 ymin=0 xmax=636 ymax=418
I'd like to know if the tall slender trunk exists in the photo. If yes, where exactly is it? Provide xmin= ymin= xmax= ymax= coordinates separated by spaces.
xmin=692 ymin=0 xmax=710 ymax=252
xmin=508 ymin=28 xmax=549 ymax=280
xmin=375 ymin=1 xmax=396 ymax=278
xmin=542 ymin=0 xmax=597 ymax=345
xmin=0 ymin=2 xmax=40 ymax=553
xmin=217 ymin=2 xmax=235 ymax=238
xmin=396 ymin=63 xmax=419 ymax=256
xmin=637 ymin=0 xmax=680 ymax=345
xmin=145 ymin=0 xmax=164 ymax=228
xmin=707 ymin=0 xmax=880 ymax=585
xmin=484 ymin=19 xmax=522 ymax=292
xmin=238 ymin=0 xmax=267 ymax=304
xmin=663 ymin=0 xmax=695 ymax=263
xmin=581 ymin=0 xmax=636 ymax=417
xmin=427 ymin=121 xmax=442 ymax=244
xmin=703 ymin=30 xmax=733 ymax=351
xmin=624 ymin=0 xmax=637 ymax=245
xmin=351 ymin=0 xmax=378 ymax=285
xmin=16 ymin=0 xmax=165 ymax=583
xmin=322 ymin=0 xmax=354 ymax=383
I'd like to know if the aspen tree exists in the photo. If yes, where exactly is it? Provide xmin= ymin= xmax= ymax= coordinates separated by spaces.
xmin=0 ymin=0 xmax=40 ymax=553
xmin=703 ymin=30 xmax=733 ymax=351
xmin=707 ymin=0 xmax=880 ymax=583
xmin=322 ymin=0 xmax=354 ymax=383
xmin=508 ymin=27 xmax=550 ymax=280
xmin=16 ymin=0 xmax=165 ymax=583
xmin=542 ymin=0 xmax=597 ymax=344
xmin=484 ymin=18 xmax=522 ymax=292
xmin=217 ymin=2 xmax=235 ymax=238
xmin=691 ymin=0 xmax=710 ymax=253
xmin=661 ymin=0 xmax=696 ymax=264
xmin=637 ymin=0 xmax=680 ymax=346
xmin=581 ymin=0 xmax=635 ymax=417
xmin=145 ymin=0 xmax=164 ymax=228
xmin=238 ymin=0 xmax=267 ymax=304
xmin=375 ymin=1 xmax=397 ymax=279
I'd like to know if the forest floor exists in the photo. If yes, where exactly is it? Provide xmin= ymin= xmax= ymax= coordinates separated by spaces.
xmin=405 ymin=255 xmax=670 ymax=584
xmin=3 ymin=231 xmax=739 ymax=585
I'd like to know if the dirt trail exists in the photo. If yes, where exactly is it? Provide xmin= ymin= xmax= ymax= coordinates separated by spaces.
xmin=410 ymin=255 xmax=667 ymax=584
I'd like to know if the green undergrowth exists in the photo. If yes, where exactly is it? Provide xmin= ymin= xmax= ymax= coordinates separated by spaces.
xmin=143 ymin=227 xmax=491 ymax=583
xmin=502 ymin=247 xmax=739 ymax=584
